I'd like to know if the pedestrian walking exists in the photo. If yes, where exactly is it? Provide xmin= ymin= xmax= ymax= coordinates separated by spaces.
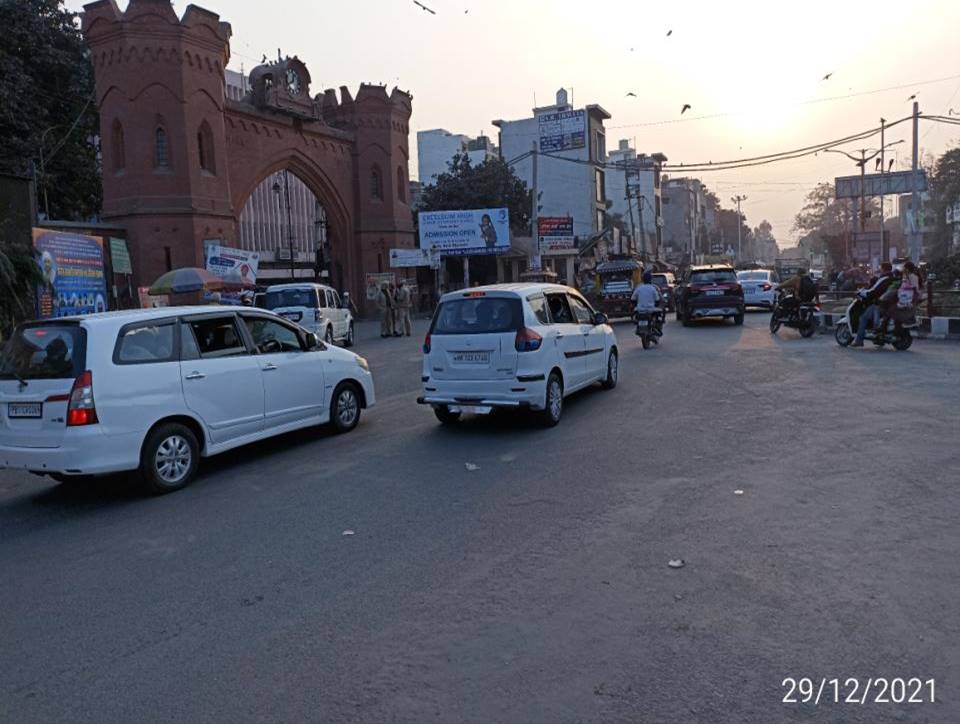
xmin=395 ymin=279 xmax=413 ymax=337
xmin=378 ymin=283 xmax=394 ymax=338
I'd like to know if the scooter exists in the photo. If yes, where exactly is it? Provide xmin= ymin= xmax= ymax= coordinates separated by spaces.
xmin=834 ymin=296 xmax=914 ymax=351
xmin=769 ymin=292 xmax=818 ymax=338
xmin=634 ymin=307 xmax=665 ymax=350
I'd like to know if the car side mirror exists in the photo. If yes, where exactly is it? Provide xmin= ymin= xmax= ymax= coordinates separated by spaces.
xmin=305 ymin=332 xmax=321 ymax=350
xmin=593 ymin=311 xmax=608 ymax=326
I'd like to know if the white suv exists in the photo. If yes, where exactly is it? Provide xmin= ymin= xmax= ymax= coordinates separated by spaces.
xmin=418 ymin=284 xmax=618 ymax=426
xmin=0 ymin=307 xmax=375 ymax=493
xmin=261 ymin=283 xmax=355 ymax=347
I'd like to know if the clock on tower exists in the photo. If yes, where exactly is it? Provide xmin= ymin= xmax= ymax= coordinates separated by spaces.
xmin=247 ymin=56 xmax=318 ymax=120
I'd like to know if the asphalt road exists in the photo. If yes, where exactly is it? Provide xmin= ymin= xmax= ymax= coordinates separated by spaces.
xmin=1 ymin=313 xmax=958 ymax=723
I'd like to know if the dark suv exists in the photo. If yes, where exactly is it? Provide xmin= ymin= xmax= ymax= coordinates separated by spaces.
xmin=675 ymin=265 xmax=745 ymax=326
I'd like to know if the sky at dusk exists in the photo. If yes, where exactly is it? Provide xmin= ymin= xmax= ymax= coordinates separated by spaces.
xmin=67 ymin=0 xmax=960 ymax=247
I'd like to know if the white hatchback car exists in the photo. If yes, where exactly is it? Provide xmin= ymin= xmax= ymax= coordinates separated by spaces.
xmin=0 ymin=306 xmax=374 ymax=493
xmin=261 ymin=283 xmax=355 ymax=347
xmin=418 ymin=284 xmax=618 ymax=426
xmin=737 ymin=269 xmax=780 ymax=309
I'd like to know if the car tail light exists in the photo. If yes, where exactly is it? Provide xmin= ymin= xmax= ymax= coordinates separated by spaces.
xmin=66 ymin=370 xmax=98 ymax=427
xmin=762 ymin=283 xmax=772 ymax=291
xmin=515 ymin=327 xmax=543 ymax=352
xmin=422 ymin=333 xmax=431 ymax=354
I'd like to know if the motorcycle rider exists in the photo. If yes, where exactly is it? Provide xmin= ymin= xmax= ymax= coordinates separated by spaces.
xmin=632 ymin=271 xmax=663 ymax=333
xmin=852 ymin=261 xmax=895 ymax=347
xmin=775 ymin=267 xmax=817 ymax=318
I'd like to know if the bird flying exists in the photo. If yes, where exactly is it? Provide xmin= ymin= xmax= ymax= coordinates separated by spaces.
xmin=681 ymin=104 xmax=691 ymax=114
xmin=907 ymin=93 xmax=917 ymax=101
xmin=822 ymin=72 xmax=832 ymax=81
xmin=666 ymin=29 xmax=673 ymax=37
xmin=626 ymin=92 xmax=637 ymax=97
xmin=413 ymin=0 xmax=436 ymax=14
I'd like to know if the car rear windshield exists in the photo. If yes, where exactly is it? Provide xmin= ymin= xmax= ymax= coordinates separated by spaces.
xmin=0 ymin=324 xmax=86 ymax=380
xmin=690 ymin=270 xmax=738 ymax=284
xmin=651 ymin=275 xmax=670 ymax=287
xmin=263 ymin=289 xmax=318 ymax=309
xmin=433 ymin=297 xmax=523 ymax=335
xmin=737 ymin=271 xmax=770 ymax=281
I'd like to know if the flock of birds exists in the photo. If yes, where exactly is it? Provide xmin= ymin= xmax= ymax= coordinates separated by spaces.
xmin=409 ymin=2 xmax=925 ymax=119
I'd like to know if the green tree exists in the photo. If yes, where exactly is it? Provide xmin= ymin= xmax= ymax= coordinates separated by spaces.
xmin=0 ymin=0 xmax=101 ymax=220
xmin=0 ymin=193 xmax=42 ymax=336
xmin=928 ymin=145 xmax=960 ymax=261
xmin=419 ymin=154 xmax=531 ymax=235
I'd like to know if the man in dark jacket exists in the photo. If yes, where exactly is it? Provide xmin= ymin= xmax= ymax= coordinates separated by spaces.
xmin=852 ymin=261 xmax=894 ymax=347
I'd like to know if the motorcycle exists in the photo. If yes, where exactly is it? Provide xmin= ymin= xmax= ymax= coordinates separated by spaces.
xmin=634 ymin=307 xmax=665 ymax=350
xmin=834 ymin=295 xmax=915 ymax=351
xmin=769 ymin=292 xmax=819 ymax=338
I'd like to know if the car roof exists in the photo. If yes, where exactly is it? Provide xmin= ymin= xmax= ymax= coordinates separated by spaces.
xmin=42 ymin=306 xmax=269 ymax=326
xmin=439 ymin=283 xmax=578 ymax=301
xmin=690 ymin=264 xmax=734 ymax=271
xmin=265 ymin=283 xmax=333 ymax=291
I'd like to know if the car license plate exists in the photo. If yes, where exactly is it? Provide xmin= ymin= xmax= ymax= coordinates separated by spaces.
xmin=280 ymin=311 xmax=301 ymax=321
xmin=452 ymin=351 xmax=490 ymax=364
xmin=636 ymin=320 xmax=649 ymax=328
xmin=706 ymin=289 xmax=723 ymax=296
xmin=8 ymin=402 xmax=42 ymax=419
xmin=455 ymin=405 xmax=492 ymax=415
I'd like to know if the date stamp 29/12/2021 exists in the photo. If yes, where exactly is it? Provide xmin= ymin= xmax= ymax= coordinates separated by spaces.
xmin=782 ymin=678 xmax=936 ymax=705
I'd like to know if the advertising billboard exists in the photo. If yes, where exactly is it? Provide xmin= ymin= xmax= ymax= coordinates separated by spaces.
xmin=33 ymin=229 xmax=109 ymax=319
xmin=537 ymin=217 xmax=575 ymax=253
xmin=389 ymin=248 xmax=440 ymax=268
xmin=418 ymin=208 xmax=510 ymax=256
xmin=538 ymin=109 xmax=586 ymax=153
xmin=205 ymin=245 xmax=259 ymax=287
xmin=835 ymin=170 xmax=928 ymax=199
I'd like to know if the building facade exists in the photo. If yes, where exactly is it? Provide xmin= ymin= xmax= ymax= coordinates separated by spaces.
xmin=606 ymin=140 xmax=666 ymax=259
xmin=494 ymin=89 xmax=611 ymax=283
xmin=82 ymin=0 xmax=415 ymax=308
xmin=417 ymin=130 xmax=497 ymax=185
xmin=661 ymin=177 xmax=708 ymax=263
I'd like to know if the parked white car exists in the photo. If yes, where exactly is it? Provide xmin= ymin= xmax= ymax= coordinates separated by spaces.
xmin=0 ymin=307 xmax=374 ymax=493
xmin=418 ymin=284 xmax=618 ymax=426
xmin=737 ymin=269 xmax=780 ymax=309
xmin=261 ymin=283 xmax=355 ymax=347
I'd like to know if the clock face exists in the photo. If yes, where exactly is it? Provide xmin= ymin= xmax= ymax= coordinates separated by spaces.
xmin=285 ymin=68 xmax=302 ymax=96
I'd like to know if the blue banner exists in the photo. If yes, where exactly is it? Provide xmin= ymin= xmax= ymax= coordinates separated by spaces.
xmin=33 ymin=229 xmax=109 ymax=319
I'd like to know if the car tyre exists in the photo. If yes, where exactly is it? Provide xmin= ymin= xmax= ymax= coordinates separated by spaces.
xmin=601 ymin=350 xmax=618 ymax=389
xmin=733 ymin=312 xmax=745 ymax=325
xmin=344 ymin=322 xmax=355 ymax=348
xmin=538 ymin=372 xmax=563 ymax=427
xmin=140 ymin=423 xmax=199 ymax=495
xmin=434 ymin=405 xmax=462 ymax=425
xmin=330 ymin=382 xmax=362 ymax=433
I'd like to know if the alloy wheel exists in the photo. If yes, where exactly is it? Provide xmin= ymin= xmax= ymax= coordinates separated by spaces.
xmin=337 ymin=388 xmax=359 ymax=427
xmin=154 ymin=435 xmax=192 ymax=484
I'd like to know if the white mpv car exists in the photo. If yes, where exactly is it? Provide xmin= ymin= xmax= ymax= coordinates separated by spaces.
xmin=0 ymin=306 xmax=375 ymax=493
xmin=418 ymin=284 xmax=618 ymax=426
xmin=261 ymin=283 xmax=355 ymax=347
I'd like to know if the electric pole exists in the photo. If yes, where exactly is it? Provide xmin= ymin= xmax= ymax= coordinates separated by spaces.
xmin=880 ymin=118 xmax=886 ymax=260
xmin=624 ymin=162 xmax=637 ymax=256
xmin=910 ymin=100 xmax=921 ymax=261
xmin=731 ymin=194 xmax=747 ymax=261
xmin=636 ymin=195 xmax=646 ymax=259
xmin=531 ymin=141 xmax=539 ymax=270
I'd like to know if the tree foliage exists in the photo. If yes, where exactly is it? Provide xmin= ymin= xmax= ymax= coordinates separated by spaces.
xmin=928 ymin=145 xmax=960 ymax=261
xmin=0 ymin=194 xmax=42 ymax=336
xmin=0 ymin=0 xmax=101 ymax=220
xmin=419 ymin=154 xmax=532 ymax=235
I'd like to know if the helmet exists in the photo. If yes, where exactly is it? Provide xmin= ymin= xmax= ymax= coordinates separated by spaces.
xmin=642 ymin=271 xmax=653 ymax=284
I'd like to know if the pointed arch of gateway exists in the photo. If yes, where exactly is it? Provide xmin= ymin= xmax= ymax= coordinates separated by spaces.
xmin=232 ymin=150 xmax=355 ymax=289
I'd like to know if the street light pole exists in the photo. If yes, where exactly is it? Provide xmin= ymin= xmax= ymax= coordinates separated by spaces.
xmin=273 ymin=170 xmax=296 ymax=280
xmin=38 ymin=125 xmax=60 ymax=220
xmin=731 ymin=195 xmax=747 ymax=261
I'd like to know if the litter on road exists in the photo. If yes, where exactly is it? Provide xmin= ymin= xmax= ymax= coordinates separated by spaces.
xmin=734 ymin=489 xmax=745 ymax=495
xmin=342 ymin=530 xmax=355 ymax=537
xmin=668 ymin=559 xmax=686 ymax=569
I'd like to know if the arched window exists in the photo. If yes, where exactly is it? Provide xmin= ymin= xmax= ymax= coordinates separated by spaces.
xmin=397 ymin=166 xmax=406 ymax=202
xmin=370 ymin=165 xmax=383 ymax=201
xmin=111 ymin=119 xmax=125 ymax=172
xmin=197 ymin=120 xmax=215 ymax=174
xmin=155 ymin=127 xmax=169 ymax=168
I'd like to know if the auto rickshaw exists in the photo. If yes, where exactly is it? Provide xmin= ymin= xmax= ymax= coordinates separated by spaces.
xmin=595 ymin=259 xmax=644 ymax=318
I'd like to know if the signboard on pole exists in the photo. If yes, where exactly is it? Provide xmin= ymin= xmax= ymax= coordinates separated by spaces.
xmin=418 ymin=208 xmax=510 ymax=256
xmin=537 ymin=217 xmax=575 ymax=253
xmin=538 ymin=109 xmax=586 ymax=153
xmin=109 ymin=237 xmax=132 ymax=275
xmin=835 ymin=170 xmax=928 ymax=199
xmin=946 ymin=200 xmax=960 ymax=225
xmin=851 ymin=231 xmax=889 ymax=264
xmin=389 ymin=248 xmax=439 ymax=268
xmin=33 ymin=229 xmax=109 ymax=319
